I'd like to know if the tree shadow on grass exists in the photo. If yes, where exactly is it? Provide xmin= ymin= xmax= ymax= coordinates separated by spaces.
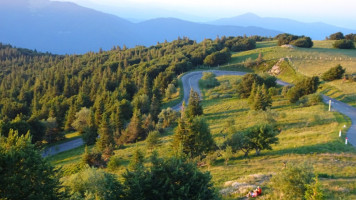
xmin=263 ymin=140 xmax=355 ymax=157
xmin=204 ymin=108 xmax=248 ymax=121
xmin=340 ymin=94 xmax=356 ymax=105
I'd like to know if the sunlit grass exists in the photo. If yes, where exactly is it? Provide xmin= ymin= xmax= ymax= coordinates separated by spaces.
xmin=200 ymin=75 xmax=356 ymax=199
xmin=47 ymin=62 xmax=356 ymax=199
xmin=229 ymin=40 xmax=356 ymax=77
xmin=320 ymin=80 xmax=356 ymax=108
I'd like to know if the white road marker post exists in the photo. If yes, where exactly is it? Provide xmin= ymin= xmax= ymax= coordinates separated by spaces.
xmin=329 ymin=100 xmax=331 ymax=111
xmin=345 ymin=137 xmax=348 ymax=145
xmin=339 ymin=130 xmax=342 ymax=137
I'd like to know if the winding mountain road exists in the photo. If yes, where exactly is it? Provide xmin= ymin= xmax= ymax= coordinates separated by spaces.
xmin=43 ymin=70 xmax=355 ymax=157
xmin=172 ymin=70 xmax=356 ymax=147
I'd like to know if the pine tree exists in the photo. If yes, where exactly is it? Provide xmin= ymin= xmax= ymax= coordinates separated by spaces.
xmin=261 ymin=84 xmax=272 ymax=110
xmin=150 ymin=94 xmax=161 ymax=122
xmin=64 ymin=102 xmax=76 ymax=131
xmin=110 ymin=106 xmax=124 ymax=137
xmin=172 ymin=112 xmax=215 ymax=157
xmin=189 ymin=117 xmax=216 ymax=157
xmin=143 ymin=74 xmax=152 ymax=98
xmin=251 ymin=84 xmax=272 ymax=111
xmin=96 ymin=113 xmax=114 ymax=155
xmin=124 ymin=110 xmax=145 ymax=143
xmin=248 ymin=81 xmax=257 ymax=105
xmin=146 ymin=131 xmax=160 ymax=151
xmin=128 ymin=148 xmax=145 ymax=170
xmin=172 ymin=112 xmax=190 ymax=155
xmin=63 ymin=76 xmax=71 ymax=98
xmin=187 ymin=89 xmax=203 ymax=117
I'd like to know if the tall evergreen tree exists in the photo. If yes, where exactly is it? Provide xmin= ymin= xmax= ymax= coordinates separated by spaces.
xmin=110 ymin=105 xmax=124 ymax=137
xmin=251 ymin=84 xmax=272 ymax=111
xmin=187 ymin=89 xmax=203 ymax=117
xmin=143 ymin=74 xmax=152 ymax=98
xmin=123 ymin=110 xmax=145 ymax=143
xmin=64 ymin=102 xmax=76 ymax=131
xmin=150 ymin=94 xmax=161 ymax=122
xmin=172 ymin=112 xmax=215 ymax=157
xmin=96 ymin=113 xmax=114 ymax=156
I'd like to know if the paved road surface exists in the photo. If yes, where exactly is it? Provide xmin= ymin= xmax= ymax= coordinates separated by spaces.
xmin=42 ymin=138 xmax=84 ymax=157
xmin=173 ymin=70 xmax=356 ymax=147
xmin=322 ymin=95 xmax=356 ymax=146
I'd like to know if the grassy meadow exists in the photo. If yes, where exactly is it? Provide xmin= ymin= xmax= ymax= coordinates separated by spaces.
xmin=47 ymin=40 xmax=356 ymax=199
xmin=201 ymin=75 xmax=356 ymax=199
xmin=220 ymin=40 xmax=356 ymax=107
xmin=226 ymin=40 xmax=356 ymax=76
xmin=49 ymin=74 xmax=356 ymax=199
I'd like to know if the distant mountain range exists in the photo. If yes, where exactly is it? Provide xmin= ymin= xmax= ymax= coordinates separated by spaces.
xmin=0 ymin=0 xmax=279 ymax=54
xmin=210 ymin=13 xmax=356 ymax=40
xmin=1 ymin=0 xmax=355 ymax=54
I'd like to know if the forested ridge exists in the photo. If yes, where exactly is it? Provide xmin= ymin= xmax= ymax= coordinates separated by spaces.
xmin=0 ymin=36 xmax=257 ymax=145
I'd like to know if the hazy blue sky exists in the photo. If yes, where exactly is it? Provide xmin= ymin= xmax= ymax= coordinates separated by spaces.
xmin=56 ymin=0 xmax=356 ymax=28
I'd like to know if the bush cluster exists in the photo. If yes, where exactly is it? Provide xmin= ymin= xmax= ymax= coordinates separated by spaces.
xmin=328 ymin=32 xmax=344 ymax=40
xmin=321 ymin=64 xmax=346 ymax=81
xmin=332 ymin=39 xmax=355 ymax=49
xmin=200 ymin=72 xmax=220 ymax=88
xmin=238 ymin=73 xmax=276 ymax=98
xmin=203 ymin=47 xmax=231 ymax=66
xmin=275 ymin=33 xmax=313 ymax=48
xmin=345 ymin=33 xmax=356 ymax=41
xmin=287 ymin=76 xmax=320 ymax=103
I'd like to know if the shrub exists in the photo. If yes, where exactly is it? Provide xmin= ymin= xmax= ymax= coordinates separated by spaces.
xmin=333 ymin=39 xmax=355 ymax=49
xmin=107 ymin=155 xmax=121 ymax=171
xmin=276 ymin=33 xmax=313 ymax=48
xmin=244 ymin=57 xmax=255 ymax=68
xmin=225 ymin=38 xmax=256 ymax=52
xmin=276 ymin=33 xmax=299 ymax=45
xmin=321 ymin=64 xmax=346 ymax=81
xmin=200 ymin=72 xmax=220 ymax=88
xmin=307 ymin=93 xmax=322 ymax=106
xmin=203 ymin=47 xmax=231 ymax=66
xmin=281 ymin=85 xmax=291 ymax=97
xmin=291 ymin=37 xmax=313 ymax=48
xmin=270 ymin=163 xmax=315 ymax=200
xmin=287 ymin=76 xmax=319 ymax=103
xmin=157 ymin=108 xmax=179 ymax=128
xmin=238 ymin=74 xmax=264 ymax=98
xmin=72 ymin=107 xmax=92 ymax=133
xmin=268 ymin=87 xmax=279 ymax=96
xmin=224 ymin=123 xmax=279 ymax=156
xmin=81 ymin=146 xmax=106 ymax=168
xmin=297 ymin=93 xmax=322 ymax=107
xmin=287 ymin=87 xmax=303 ymax=103
xmin=63 ymin=167 xmax=124 ymax=200
xmin=345 ymin=33 xmax=356 ymax=41
xmin=165 ymin=83 xmax=177 ymax=99
xmin=328 ymin=32 xmax=344 ymax=40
